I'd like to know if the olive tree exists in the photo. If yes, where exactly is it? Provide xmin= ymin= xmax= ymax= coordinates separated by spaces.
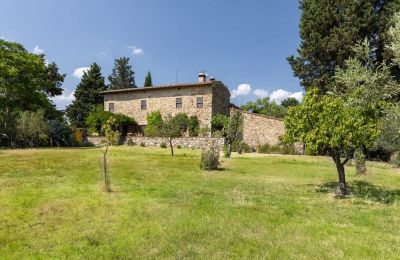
xmin=284 ymin=89 xmax=379 ymax=195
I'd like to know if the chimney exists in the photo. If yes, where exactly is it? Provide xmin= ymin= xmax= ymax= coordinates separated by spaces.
xmin=198 ymin=71 xmax=206 ymax=83
xmin=209 ymin=76 xmax=215 ymax=82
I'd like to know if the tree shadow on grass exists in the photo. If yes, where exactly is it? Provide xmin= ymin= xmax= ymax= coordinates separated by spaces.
xmin=316 ymin=181 xmax=400 ymax=204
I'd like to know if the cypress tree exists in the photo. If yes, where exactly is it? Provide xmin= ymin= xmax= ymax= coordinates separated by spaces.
xmin=66 ymin=63 xmax=106 ymax=128
xmin=144 ymin=71 xmax=153 ymax=87
xmin=288 ymin=0 xmax=400 ymax=93
xmin=108 ymin=57 xmax=136 ymax=89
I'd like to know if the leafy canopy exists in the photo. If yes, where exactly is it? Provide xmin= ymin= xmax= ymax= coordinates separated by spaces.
xmin=108 ymin=57 xmax=136 ymax=89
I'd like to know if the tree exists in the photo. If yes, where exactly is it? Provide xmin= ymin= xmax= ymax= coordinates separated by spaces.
xmin=188 ymin=115 xmax=200 ymax=137
xmin=281 ymin=98 xmax=300 ymax=109
xmin=0 ymin=39 xmax=65 ymax=146
xmin=288 ymin=0 xmax=400 ymax=93
xmin=99 ymin=116 xmax=120 ymax=193
xmin=284 ymin=89 xmax=379 ymax=195
xmin=48 ymin=120 xmax=70 ymax=147
xmin=172 ymin=113 xmax=189 ymax=133
xmin=66 ymin=63 xmax=106 ymax=128
xmin=144 ymin=71 xmax=152 ymax=87
xmin=16 ymin=110 xmax=49 ymax=147
xmin=85 ymin=105 xmax=137 ymax=135
xmin=224 ymin=111 xmax=244 ymax=158
xmin=157 ymin=115 xmax=185 ymax=156
xmin=241 ymin=97 xmax=287 ymax=118
xmin=388 ymin=12 xmax=400 ymax=67
xmin=211 ymin=114 xmax=229 ymax=134
xmin=108 ymin=57 xmax=136 ymax=89
xmin=144 ymin=111 xmax=163 ymax=136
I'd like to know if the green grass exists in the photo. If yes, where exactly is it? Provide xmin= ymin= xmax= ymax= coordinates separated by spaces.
xmin=1 ymin=146 xmax=400 ymax=259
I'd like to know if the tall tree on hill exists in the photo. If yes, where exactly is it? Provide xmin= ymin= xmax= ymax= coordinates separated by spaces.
xmin=144 ymin=71 xmax=152 ymax=87
xmin=66 ymin=63 xmax=106 ymax=128
xmin=288 ymin=0 xmax=400 ymax=93
xmin=108 ymin=57 xmax=136 ymax=89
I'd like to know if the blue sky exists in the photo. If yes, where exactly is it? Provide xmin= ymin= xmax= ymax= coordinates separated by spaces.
xmin=0 ymin=0 xmax=302 ymax=109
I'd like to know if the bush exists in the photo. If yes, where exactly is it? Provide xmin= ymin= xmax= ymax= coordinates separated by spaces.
xmin=145 ymin=111 xmax=163 ymax=136
xmin=199 ymin=127 xmax=210 ymax=137
xmin=211 ymin=114 xmax=229 ymax=133
xmin=140 ymin=142 xmax=146 ymax=147
xmin=200 ymin=144 xmax=221 ymax=171
xmin=188 ymin=116 xmax=200 ymax=137
xmin=160 ymin=142 xmax=167 ymax=148
xmin=354 ymin=148 xmax=367 ymax=175
xmin=231 ymin=141 xmax=251 ymax=154
xmin=257 ymin=143 xmax=297 ymax=155
xmin=177 ymin=145 xmax=182 ymax=149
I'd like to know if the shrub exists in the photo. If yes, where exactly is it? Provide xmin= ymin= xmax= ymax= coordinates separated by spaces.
xmin=171 ymin=113 xmax=190 ymax=133
xmin=140 ymin=142 xmax=146 ymax=147
xmin=257 ymin=143 xmax=297 ymax=155
xmin=232 ymin=141 xmax=251 ymax=154
xmin=160 ymin=142 xmax=167 ymax=148
xmin=354 ymin=148 xmax=367 ymax=175
xmin=199 ymin=127 xmax=210 ymax=137
xmin=188 ymin=115 xmax=200 ymax=137
xmin=177 ymin=145 xmax=182 ymax=149
xmin=211 ymin=114 xmax=229 ymax=133
xmin=145 ymin=111 xmax=163 ymax=136
xmin=200 ymin=143 xmax=221 ymax=170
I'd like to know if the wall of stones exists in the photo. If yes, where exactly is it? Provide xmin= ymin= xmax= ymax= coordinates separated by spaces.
xmin=231 ymin=108 xmax=285 ymax=148
xmin=103 ymin=84 xmax=215 ymax=129
xmin=88 ymin=136 xmax=224 ymax=150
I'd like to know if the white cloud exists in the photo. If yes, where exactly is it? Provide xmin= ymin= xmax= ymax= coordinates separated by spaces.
xmin=51 ymin=90 xmax=75 ymax=109
xmin=231 ymin=84 xmax=251 ymax=98
xmin=269 ymin=89 xmax=303 ymax=104
xmin=253 ymin=89 xmax=269 ymax=98
xmin=128 ymin=46 xmax=144 ymax=55
xmin=0 ymin=35 xmax=5 ymax=40
xmin=33 ymin=46 xmax=45 ymax=55
xmin=72 ymin=67 xmax=90 ymax=78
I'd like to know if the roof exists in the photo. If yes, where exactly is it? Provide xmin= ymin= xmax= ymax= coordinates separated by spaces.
xmin=100 ymin=81 xmax=220 ymax=95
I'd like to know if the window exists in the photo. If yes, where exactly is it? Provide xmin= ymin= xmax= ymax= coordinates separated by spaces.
xmin=176 ymin=97 xmax=182 ymax=109
xmin=141 ymin=100 xmax=147 ymax=110
xmin=196 ymin=97 xmax=203 ymax=108
xmin=108 ymin=103 xmax=114 ymax=113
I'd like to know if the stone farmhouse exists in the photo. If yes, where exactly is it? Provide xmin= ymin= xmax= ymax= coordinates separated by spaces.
xmin=101 ymin=72 xmax=285 ymax=148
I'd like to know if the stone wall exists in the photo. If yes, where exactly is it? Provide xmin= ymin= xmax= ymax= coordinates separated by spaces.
xmin=88 ymin=136 xmax=224 ymax=150
xmin=231 ymin=108 xmax=285 ymax=148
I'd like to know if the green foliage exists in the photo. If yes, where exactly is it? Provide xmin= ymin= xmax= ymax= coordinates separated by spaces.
xmin=199 ymin=127 xmax=210 ymax=137
xmin=140 ymin=142 xmax=146 ymax=147
xmin=188 ymin=115 xmax=200 ymax=137
xmin=288 ymin=0 xmax=400 ymax=92
xmin=66 ymin=63 xmax=106 ymax=128
xmin=257 ymin=143 xmax=297 ymax=155
xmin=157 ymin=114 xmax=187 ymax=156
xmin=0 ymin=39 xmax=65 ymax=147
xmin=160 ymin=142 xmax=167 ymax=148
xmin=48 ymin=120 xmax=70 ymax=147
xmin=224 ymin=111 xmax=244 ymax=158
xmin=171 ymin=113 xmax=189 ymax=132
xmin=108 ymin=57 xmax=136 ymax=89
xmin=231 ymin=141 xmax=251 ymax=154
xmin=200 ymin=142 xmax=221 ymax=171
xmin=145 ymin=111 xmax=163 ymax=137
xmin=354 ymin=148 xmax=367 ymax=175
xmin=85 ymin=105 xmax=136 ymax=135
xmin=16 ymin=110 xmax=49 ymax=147
xmin=101 ymin=117 xmax=120 ymax=145
xmin=387 ymin=12 xmax=400 ymax=65
xmin=241 ymin=98 xmax=287 ymax=118
xmin=211 ymin=114 xmax=229 ymax=133
xmin=281 ymin=97 xmax=300 ymax=109
xmin=144 ymin=71 xmax=152 ymax=87
xmin=378 ymin=105 xmax=400 ymax=152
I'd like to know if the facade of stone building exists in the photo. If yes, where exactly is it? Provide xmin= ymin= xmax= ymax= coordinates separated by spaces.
xmin=101 ymin=73 xmax=286 ymax=149
xmin=230 ymin=108 xmax=285 ymax=148
xmin=101 ymin=73 xmax=231 ymax=130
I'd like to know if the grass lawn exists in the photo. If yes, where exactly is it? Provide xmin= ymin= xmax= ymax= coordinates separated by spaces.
xmin=1 ymin=146 xmax=400 ymax=259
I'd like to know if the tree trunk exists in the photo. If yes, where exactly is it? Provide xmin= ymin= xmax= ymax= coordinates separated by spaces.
xmin=331 ymin=150 xmax=348 ymax=196
xmin=335 ymin=162 xmax=348 ymax=195
xmin=169 ymin=139 xmax=174 ymax=156
xmin=103 ymin=145 xmax=111 ymax=192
